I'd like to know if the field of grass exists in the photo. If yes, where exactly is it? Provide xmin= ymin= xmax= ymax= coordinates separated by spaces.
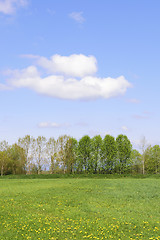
xmin=0 ymin=178 xmax=160 ymax=239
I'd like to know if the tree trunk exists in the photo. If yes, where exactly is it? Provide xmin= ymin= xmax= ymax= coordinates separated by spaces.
xmin=1 ymin=164 xmax=3 ymax=176
xmin=142 ymin=156 xmax=145 ymax=175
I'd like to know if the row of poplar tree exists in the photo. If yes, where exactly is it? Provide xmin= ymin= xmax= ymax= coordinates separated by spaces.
xmin=0 ymin=134 xmax=160 ymax=176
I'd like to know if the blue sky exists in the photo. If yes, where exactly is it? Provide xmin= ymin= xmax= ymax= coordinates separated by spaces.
xmin=0 ymin=0 xmax=160 ymax=149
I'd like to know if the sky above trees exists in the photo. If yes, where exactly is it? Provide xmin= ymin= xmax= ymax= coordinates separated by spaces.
xmin=0 ymin=0 xmax=160 ymax=148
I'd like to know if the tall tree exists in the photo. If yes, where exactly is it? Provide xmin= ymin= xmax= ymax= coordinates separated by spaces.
xmin=91 ymin=135 xmax=102 ymax=173
xmin=77 ymin=135 xmax=91 ymax=172
xmin=34 ymin=136 xmax=47 ymax=174
xmin=0 ymin=141 xmax=9 ymax=176
xmin=101 ymin=135 xmax=117 ymax=173
xmin=56 ymin=135 xmax=70 ymax=173
xmin=139 ymin=137 xmax=149 ymax=174
xmin=46 ymin=137 xmax=56 ymax=174
xmin=151 ymin=145 xmax=160 ymax=174
xmin=64 ymin=137 xmax=78 ymax=173
xmin=18 ymin=135 xmax=34 ymax=174
xmin=9 ymin=144 xmax=26 ymax=174
xmin=145 ymin=145 xmax=160 ymax=174
xmin=130 ymin=149 xmax=142 ymax=174
xmin=116 ymin=134 xmax=132 ymax=174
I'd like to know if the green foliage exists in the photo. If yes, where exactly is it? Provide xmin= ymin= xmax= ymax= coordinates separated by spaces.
xmin=77 ymin=135 xmax=91 ymax=172
xmin=63 ymin=137 xmax=78 ymax=173
xmin=145 ymin=145 xmax=160 ymax=174
xmin=130 ymin=149 xmax=142 ymax=174
xmin=2 ymin=173 xmax=160 ymax=179
xmin=91 ymin=135 xmax=102 ymax=173
xmin=0 ymin=141 xmax=9 ymax=176
xmin=116 ymin=134 xmax=132 ymax=173
xmin=0 ymin=150 xmax=9 ymax=176
xmin=101 ymin=135 xmax=117 ymax=173
xmin=1 ymin=134 xmax=160 ymax=175
xmin=9 ymin=144 xmax=26 ymax=174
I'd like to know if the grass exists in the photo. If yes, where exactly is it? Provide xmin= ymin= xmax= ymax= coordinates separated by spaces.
xmin=2 ymin=173 xmax=160 ymax=179
xmin=0 ymin=178 xmax=160 ymax=239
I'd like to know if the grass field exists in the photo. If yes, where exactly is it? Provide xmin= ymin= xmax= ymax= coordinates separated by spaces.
xmin=0 ymin=178 xmax=160 ymax=239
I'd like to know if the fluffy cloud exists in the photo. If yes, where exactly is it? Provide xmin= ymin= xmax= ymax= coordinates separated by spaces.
xmin=0 ymin=0 xmax=27 ymax=14
xmin=4 ymin=54 xmax=132 ymax=100
xmin=7 ymin=65 xmax=132 ymax=100
xmin=0 ymin=83 xmax=11 ymax=90
xmin=36 ymin=54 xmax=97 ymax=78
xmin=69 ymin=11 xmax=85 ymax=24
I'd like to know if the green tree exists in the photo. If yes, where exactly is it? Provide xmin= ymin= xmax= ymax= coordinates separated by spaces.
xmin=145 ymin=145 xmax=160 ymax=174
xmin=0 ymin=151 xmax=9 ymax=176
xmin=91 ymin=135 xmax=102 ymax=173
xmin=9 ymin=144 xmax=26 ymax=174
xmin=151 ymin=145 xmax=160 ymax=173
xmin=101 ymin=135 xmax=117 ymax=173
xmin=0 ymin=140 xmax=9 ymax=176
xmin=116 ymin=134 xmax=132 ymax=173
xmin=56 ymin=135 xmax=70 ymax=173
xmin=64 ymin=137 xmax=78 ymax=173
xmin=130 ymin=149 xmax=142 ymax=174
xmin=77 ymin=135 xmax=91 ymax=172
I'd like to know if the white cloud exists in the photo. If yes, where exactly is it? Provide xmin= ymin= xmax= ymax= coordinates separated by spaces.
xmin=38 ymin=122 xmax=69 ymax=128
xmin=7 ymin=65 xmax=132 ymax=100
xmin=4 ymin=54 xmax=132 ymax=100
xmin=0 ymin=0 xmax=27 ymax=14
xmin=36 ymin=54 xmax=97 ymax=78
xmin=69 ymin=11 xmax=85 ymax=24
xmin=0 ymin=83 xmax=11 ymax=90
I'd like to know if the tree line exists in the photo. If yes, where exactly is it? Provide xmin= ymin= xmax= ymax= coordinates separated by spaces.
xmin=0 ymin=134 xmax=160 ymax=176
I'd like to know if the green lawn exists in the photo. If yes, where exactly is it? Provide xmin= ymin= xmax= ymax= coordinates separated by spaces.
xmin=0 ymin=178 xmax=160 ymax=239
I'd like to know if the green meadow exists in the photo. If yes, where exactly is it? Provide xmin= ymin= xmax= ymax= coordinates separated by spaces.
xmin=0 ymin=177 xmax=160 ymax=239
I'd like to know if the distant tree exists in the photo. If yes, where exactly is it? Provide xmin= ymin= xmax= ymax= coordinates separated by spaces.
xmin=151 ymin=145 xmax=160 ymax=173
xmin=56 ymin=135 xmax=70 ymax=173
xmin=46 ymin=137 xmax=56 ymax=174
xmin=116 ymin=134 xmax=132 ymax=173
xmin=91 ymin=135 xmax=102 ymax=173
xmin=9 ymin=144 xmax=26 ymax=174
xmin=64 ymin=137 xmax=78 ymax=173
xmin=101 ymin=135 xmax=117 ymax=173
xmin=18 ymin=135 xmax=34 ymax=174
xmin=145 ymin=145 xmax=160 ymax=174
xmin=34 ymin=136 xmax=47 ymax=174
xmin=77 ymin=135 xmax=91 ymax=172
xmin=130 ymin=149 xmax=142 ymax=174
xmin=0 ymin=140 xmax=9 ymax=176
xmin=139 ymin=137 xmax=149 ymax=174
xmin=29 ymin=163 xmax=38 ymax=174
